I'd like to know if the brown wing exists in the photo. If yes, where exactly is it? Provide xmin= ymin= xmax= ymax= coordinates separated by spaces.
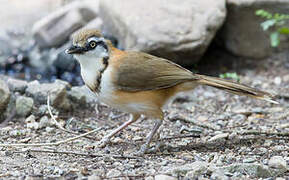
xmin=113 ymin=52 xmax=198 ymax=91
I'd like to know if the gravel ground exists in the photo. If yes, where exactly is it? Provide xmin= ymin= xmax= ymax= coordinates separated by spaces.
xmin=0 ymin=50 xmax=289 ymax=179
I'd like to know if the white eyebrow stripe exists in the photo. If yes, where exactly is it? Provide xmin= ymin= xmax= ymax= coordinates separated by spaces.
xmin=88 ymin=37 xmax=105 ymax=42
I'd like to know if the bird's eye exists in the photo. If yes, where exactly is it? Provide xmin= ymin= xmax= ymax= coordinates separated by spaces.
xmin=89 ymin=41 xmax=97 ymax=48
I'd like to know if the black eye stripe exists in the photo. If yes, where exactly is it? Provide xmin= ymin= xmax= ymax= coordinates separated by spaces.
xmin=85 ymin=40 xmax=108 ymax=52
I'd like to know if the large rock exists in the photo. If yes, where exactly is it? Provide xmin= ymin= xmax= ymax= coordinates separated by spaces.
xmin=219 ymin=0 xmax=289 ymax=58
xmin=0 ymin=0 xmax=63 ymax=34
xmin=0 ymin=79 xmax=10 ymax=118
xmin=99 ymin=0 xmax=226 ymax=66
xmin=32 ymin=0 xmax=98 ymax=48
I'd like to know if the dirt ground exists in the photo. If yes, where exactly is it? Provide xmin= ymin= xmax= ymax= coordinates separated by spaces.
xmin=0 ymin=49 xmax=289 ymax=179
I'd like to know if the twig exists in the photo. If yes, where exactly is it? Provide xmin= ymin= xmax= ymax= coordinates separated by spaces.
xmin=47 ymin=95 xmax=96 ymax=140
xmin=238 ymin=129 xmax=289 ymax=136
xmin=223 ymin=129 xmax=289 ymax=137
xmin=47 ymin=95 xmax=78 ymax=135
xmin=13 ymin=148 xmax=141 ymax=159
xmin=160 ymin=134 xmax=201 ymax=141
xmin=133 ymin=134 xmax=200 ymax=142
xmin=0 ymin=127 xmax=101 ymax=147
xmin=168 ymin=114 xmax=218 ymax=130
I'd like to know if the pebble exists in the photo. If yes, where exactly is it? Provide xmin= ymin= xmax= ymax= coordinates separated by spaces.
xmin=15 ymin=96 xmax=34 ymax=117
xmin=25 ymin=114 xmax=36 ymax=123
xmin=274 ymin=77 xmax=282 ymax=85
xmin=7 ymin=78 xmax=28 ymax=93
xmin=243 ymin=158 xmax=256 ymax=163
xmin=27 ymin=122 xmax=40 ymax=130
xmin=210 ymin=170 xmax=229 ymax=180
xmin=268 ymin=156 xmax=287 ymax=169
xmin=106 ymin=169 xmax=122 ymax=178
xmin=39 ymin=116 xmax=52 ymax=128
xmin=45 ymin=127 xmax=55 ymax=133
xmin=155 ymin=174 xmax=177 ymax=180
xmin=208 ymin=133 xmax=229 ymax=142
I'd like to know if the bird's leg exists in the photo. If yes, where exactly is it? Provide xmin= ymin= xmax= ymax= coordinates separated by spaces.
xmin=136 ymin=119 xmax=163 ymax=156
xmin=98 ymin=114 xmax=140 ymax=148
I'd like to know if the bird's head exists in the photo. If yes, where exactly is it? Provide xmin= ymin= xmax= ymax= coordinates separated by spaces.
xmin=65 ymin=29 xmax=111 ymax=60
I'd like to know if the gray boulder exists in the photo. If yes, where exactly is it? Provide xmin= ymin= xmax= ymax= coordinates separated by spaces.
xmin=32 ymin=1 xmax=98 ymax=48
xmin=219 ymin=0 xmax=289 ymax=58
xmin=99 ymin=0 xmax=226 ymax=66
xmin=0 ymin=79 xmax=10 ymax=119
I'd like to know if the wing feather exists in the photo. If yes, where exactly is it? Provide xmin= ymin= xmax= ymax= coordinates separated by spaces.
xmin=113 ymin=52 xmax=197 ymax=91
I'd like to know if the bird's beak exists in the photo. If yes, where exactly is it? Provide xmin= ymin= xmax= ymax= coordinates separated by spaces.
xmin=65 ymin=45 xmax=85 ymax=54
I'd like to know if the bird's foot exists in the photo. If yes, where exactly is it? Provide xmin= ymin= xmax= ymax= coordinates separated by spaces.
xmin=97 ymin=137 xmax=110 ymax=148
xmin=133 ymin=144 xmax=148 ymax=156
xmin=133 ymin=142 xmax=165 ymax=156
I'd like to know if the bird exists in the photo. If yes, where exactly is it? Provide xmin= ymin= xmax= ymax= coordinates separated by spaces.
xmin=65 ymin=29 xmax=278 ymax=155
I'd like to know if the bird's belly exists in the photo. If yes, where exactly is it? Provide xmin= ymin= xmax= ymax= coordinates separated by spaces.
xmin=98 ymin=92 xmax=154 ymax=114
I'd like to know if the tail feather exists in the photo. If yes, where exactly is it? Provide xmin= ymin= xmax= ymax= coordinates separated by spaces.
xmin=196 ymin=74 xmax=279 ymax=104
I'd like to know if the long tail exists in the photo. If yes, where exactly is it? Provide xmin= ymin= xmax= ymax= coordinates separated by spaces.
xmin=195 ymin=74 xmax=279 ymax=104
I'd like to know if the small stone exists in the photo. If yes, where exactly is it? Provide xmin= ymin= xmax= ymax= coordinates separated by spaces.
xmin=222 ymin=163 xmax=271 ymax=178
xmin=111 ymin=137 xmax=124 ymax=144
xmin=25 ymin=115 xmax=36 ymax=123
xmin=106 ymin=169 xmax=121 ymax=178
xmin=243 ymin=158 xmax=256 ymax=163
xmin=16 ymin=96 xmax=34 ymax=117
xmin=27 ymin=122 xmax=40 ymax=130
xmin=81 ymin=167 xmax=89 ymax=176
xmin=88 ymin=174 xmax=101 ymax=180
xmin=210 ymin=170 xmax=229 ymax=180
xmin=208 ymin=133 xmax=229 ymax=142
xmin=274 ymin=77 xmax=282 ymax=85
xmin=165 ymin=161 xmax=208 ymax=176
xmin=67 ymin=86 xmax=97 ymax=106
xmin=145 ymin=176 xmax=154 ymax=180
xmin=283 ymin=74 xmax=289 ymax=82
xmin=155 ymin=174 xmax=177 ymax=180
xmin=7 ymin=78 xmax=28 ymax=93
xmin=26 ymin=80 xmax=70 ymax=110
xmin=45 ymin=127 xmax=55 ymax=133
xmin=268 ymin=156 xmax=287 ymax=169
xmin=0 ymin=79 xmax=10 ymax=119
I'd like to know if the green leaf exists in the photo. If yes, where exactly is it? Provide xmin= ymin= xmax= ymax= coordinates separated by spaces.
xmin=255 ymin=9 xmax=272 ymax=19
xmin=278 ymin=27 xmax=289 ymax=34
xmin=261 ymin=19 xmax=276 ymax=31
xmin=219 ymin=72 xmax=240 ymax=82
xmin=270 ymin=32 xmax=280 ymax=47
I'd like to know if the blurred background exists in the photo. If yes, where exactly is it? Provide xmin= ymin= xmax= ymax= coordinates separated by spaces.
xmin=0 ymin=0 xmax=288 ymax=86
xmin=1 ymin=1 xmax=289 ymax=179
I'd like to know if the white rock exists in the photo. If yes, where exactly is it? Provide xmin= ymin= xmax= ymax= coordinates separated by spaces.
xmin=268 ymin=156 xmax=287 ymax=169
xmin=106 ymin=169 xmax=121 ymax=178
xmin=274 ymin=77 xmax=282 ymax=85
xmin=100 ymin=0 xmax=226 ymax=66
xmin=155 ymin=174 xmax=177 ymax=180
